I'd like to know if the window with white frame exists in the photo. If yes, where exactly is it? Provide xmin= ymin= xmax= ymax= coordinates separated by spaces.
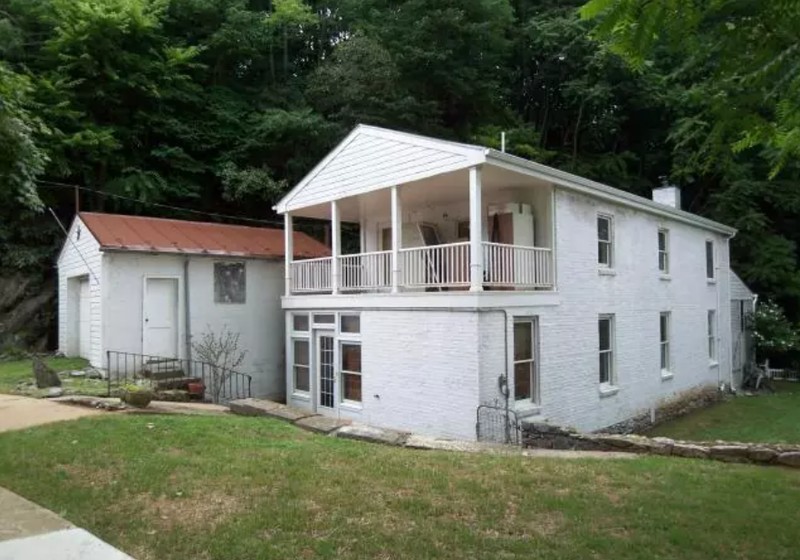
xmin=340 ymin=314 xmax=360 ymax=334
xmin=658 ymin=229 xmax=669 ymax=273
xmin=340 ymin=342 xmax=362 ymax=403
xmin=339 ymin=313 xmax=362 ymax=404
xmin=291 ymin=313 xmax=310 ymax=393
xmin=597 ymin=215 xmax=613 ymax=267
xmin=598 ymin=315 xmax=615 ymax=384
xmin=513 ymin=319 xmax=536 ymax=402
xmin=705 ymin=240 xmax=715 ymax=280
xmin=708 ymin=310 xmax=717 ymax=362
xmin=660 ymin=312 xmax=671 ymax=372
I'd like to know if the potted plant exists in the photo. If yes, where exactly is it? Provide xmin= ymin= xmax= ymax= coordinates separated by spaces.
xmin=121 ymin=384 xmax=154 ymax=408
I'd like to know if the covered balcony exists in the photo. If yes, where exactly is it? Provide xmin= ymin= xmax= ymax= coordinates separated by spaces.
xmin=282 ymin=163 xmax=555 ymax=296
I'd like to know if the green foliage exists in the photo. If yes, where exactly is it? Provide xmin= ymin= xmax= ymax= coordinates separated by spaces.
xmin=750 ymin=301 xmax=800 ymax=356
xmin=0 ymin=0 xmax=797 ymax=331
xmin=581 ymin=0 xmax=800 ymax=178
xmin=0 ymin=63 xmax=48 ymax=210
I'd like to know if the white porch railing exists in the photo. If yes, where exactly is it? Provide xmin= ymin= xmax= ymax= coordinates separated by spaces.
xmin=401 ymin=242 xmax=471 ymax=288
xmin=483 ymin=242 xmax=553 ymax=288
xmin=289 ymin=243 xmax=553 ymax=293
xmin=291 ymin=256 xmax=333 ymax=293
xmin=339 ymin=251 xmax=391 ymax=291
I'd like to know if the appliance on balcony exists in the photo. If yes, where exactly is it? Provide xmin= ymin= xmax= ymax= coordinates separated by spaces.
xmin=488 ymin=202 xmax=535 ymax=246
xmin=487 ymin=203 xmax=535 ymax=287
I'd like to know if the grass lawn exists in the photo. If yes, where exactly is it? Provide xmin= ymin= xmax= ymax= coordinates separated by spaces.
xmin=649 ymin=382 xmax=800 ymax=444
xmin=1 ymin=415 xmax=799 ymax=559
xmin=0 ymin=357 xmax=108 ymax=397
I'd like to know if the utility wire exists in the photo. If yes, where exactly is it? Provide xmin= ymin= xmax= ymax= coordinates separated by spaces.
xmin=47 ymin=207 xmax=100 ymax=285
xmin=37 ymin=180 xmax=286 ymax=227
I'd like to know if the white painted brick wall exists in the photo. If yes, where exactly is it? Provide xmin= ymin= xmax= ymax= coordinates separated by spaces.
xmin=284 ymin=188 xmax=734 ymax=439
xmin=287 ymin=310 xmax=482 ymax=440
xmin=516 ymin=188 xmax=733 ymax=431
xmin=359 ymin=310 xmax=481 ymax=439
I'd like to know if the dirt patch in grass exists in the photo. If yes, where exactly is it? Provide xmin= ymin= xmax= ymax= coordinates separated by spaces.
xmin=59 ymin=464 xmax=121 ymax=488
xmin=140 ymin=490 xmax=244 ymax=531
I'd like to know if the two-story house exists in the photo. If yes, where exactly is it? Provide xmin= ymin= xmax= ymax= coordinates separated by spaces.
xmin=275 ymin=125 xmax=736 ymax=440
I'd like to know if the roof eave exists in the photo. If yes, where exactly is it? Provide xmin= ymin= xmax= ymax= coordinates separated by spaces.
xmin=98 ymin=246 xmax=285 ymax=261
xmin=486 ymin=150 xmax=737 ymax=237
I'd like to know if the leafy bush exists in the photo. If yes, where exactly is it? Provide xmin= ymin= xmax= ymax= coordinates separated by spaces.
xmin=750 ymin=301 xmax=800 ymax=356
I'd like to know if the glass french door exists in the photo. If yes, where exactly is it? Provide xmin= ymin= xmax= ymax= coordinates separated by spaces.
xmin=316 ymin=332 xmax=335 ymax=410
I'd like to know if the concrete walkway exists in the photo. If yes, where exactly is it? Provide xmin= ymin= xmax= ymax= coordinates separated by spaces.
xmin=0 ymin=394 xmax=101 ymax=433
xmin=0 ymin=487 xmax=134 ymax=559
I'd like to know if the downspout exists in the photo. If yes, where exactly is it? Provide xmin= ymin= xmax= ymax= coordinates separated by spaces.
xmin=184 ymin=257 xmax=192 ymax=362
xmin=724 ymin=234 xmax=736 ymax=391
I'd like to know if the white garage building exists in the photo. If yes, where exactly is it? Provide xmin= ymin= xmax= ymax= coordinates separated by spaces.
xmin=56 ymin=212 xmax=328 ymax=399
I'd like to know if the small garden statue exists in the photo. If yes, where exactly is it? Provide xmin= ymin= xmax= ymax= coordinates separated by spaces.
xmin=32 ymin=355 xmax=61 ymax=388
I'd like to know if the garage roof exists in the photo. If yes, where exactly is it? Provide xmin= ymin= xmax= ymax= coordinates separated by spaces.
xmin=78 ymin=212 xmax=329 ymax=259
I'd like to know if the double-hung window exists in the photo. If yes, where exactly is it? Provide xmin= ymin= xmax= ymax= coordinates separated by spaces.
xmin=658 ymin=229 xmax=669 ymax=274
xmin=705 ymin=240 xmax=715 ymax=280
xmin=598 ymin=315 xmax=615 ymax=385
xmin=660 ymin=312 xmax=671 ymax=372
xmin=708 ymin=310 xmax=717 ymax=362
xmin=597 ymin=215 xmax=614 ymax=268
xmin=513 ymin=319 xmax=536 ymax=402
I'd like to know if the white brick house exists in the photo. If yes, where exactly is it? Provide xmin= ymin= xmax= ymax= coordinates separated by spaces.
xmin=275 ymin=125 xmax=737 ymax=440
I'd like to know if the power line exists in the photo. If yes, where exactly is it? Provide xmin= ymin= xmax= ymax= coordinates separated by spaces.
xmin=47 ymin=207 xmax=100 ymax=285
xmin=37 ymin=180 xmax=286 ymax=227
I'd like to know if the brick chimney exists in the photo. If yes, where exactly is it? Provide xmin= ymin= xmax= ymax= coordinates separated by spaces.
xmin=652 ymin=183 xmax=681 ymax=209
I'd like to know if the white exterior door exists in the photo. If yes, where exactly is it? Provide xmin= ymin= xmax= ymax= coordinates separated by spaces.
xmin=78 ymin=278 xmax=91 ymax=359
xmin=316 ymin=331 xmax=336 ymax=411
xmin=143 ymin=278 xmax=179 ymax=358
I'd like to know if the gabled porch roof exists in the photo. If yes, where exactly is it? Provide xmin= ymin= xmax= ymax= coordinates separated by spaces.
xmin=275 ymin=124 xmax=736 ymax=236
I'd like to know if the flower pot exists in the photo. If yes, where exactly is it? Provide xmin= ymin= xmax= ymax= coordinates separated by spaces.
xmin=187 ymin=381 xmax=206 ymax=399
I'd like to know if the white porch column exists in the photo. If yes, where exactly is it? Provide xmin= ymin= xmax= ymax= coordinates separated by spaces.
xmin=331 ymin=200 xmax=341 ymax=294
xmin=284 ymin=213 xmax=293 ymax=296
xmin=469 ymin=166 xmax=484 ymax=292
xmin=390 ymin=185 xmax=402 ymax=292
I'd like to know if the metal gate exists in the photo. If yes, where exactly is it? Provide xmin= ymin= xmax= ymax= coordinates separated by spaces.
xmin=476 ymin=403 xmax=521 ymax=445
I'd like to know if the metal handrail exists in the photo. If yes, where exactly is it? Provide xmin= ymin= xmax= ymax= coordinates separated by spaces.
xmin=106 ymin=350 xmax=253 ymax=404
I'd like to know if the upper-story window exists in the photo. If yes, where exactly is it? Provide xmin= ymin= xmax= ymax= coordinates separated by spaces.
xmin=658 ymin=229 xmax=669 ymax=274
xmin=597 ymin=215 xmax=614 ymax=268
xmin=705 ymin=240 xmax=715 ymax=280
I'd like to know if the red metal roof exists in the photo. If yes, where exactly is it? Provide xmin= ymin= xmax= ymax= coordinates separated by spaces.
xmin=78 ymin=212 xmax=329 ymax=259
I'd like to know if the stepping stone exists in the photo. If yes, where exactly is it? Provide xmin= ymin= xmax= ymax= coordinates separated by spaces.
xmin=336 ymin=424 xmax=408 ymax=446
xmin=263 ymin=405 xmax=316 ymax=422
xmin=228 ymin=398 xmax=282 ymax=417
xmin=295 ymin=415 xmax=349 ymax=434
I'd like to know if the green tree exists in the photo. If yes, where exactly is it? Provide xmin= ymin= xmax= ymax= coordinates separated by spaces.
xmin=580 ymin=0 xmax=800 ymax=178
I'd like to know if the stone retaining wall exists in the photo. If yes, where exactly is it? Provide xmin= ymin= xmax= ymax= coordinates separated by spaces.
xmin=601 ymin=384 xmax=723 ymax=434
xmin=521 ymin=421 xmax=800 ymax=468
